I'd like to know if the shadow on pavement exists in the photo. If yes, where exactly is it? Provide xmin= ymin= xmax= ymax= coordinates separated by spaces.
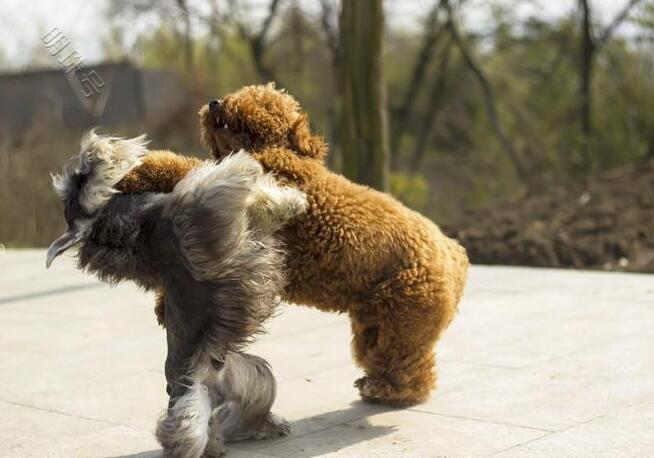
xmin=108 ymin=452 xmax=159 ymax=458
xmin=110 ymin=401 xmax=396 ymax=458
xmin=233 ymin=401 xmax=397 ymax=457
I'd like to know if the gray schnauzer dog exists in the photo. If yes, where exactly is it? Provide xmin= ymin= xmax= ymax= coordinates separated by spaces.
xmin=46 ymin=130 xmax=307 ymax=457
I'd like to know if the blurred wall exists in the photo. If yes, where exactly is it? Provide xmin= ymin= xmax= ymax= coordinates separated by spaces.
xmin=0 ymin=61 xmax=188 ymax=139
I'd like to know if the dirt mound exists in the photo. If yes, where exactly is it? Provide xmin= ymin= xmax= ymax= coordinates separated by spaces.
xmin=445 ymin=160 xmax=654 ymax=272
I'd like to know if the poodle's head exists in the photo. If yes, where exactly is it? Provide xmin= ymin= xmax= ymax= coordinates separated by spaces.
xmin=199 ymin=83 xmax=327 ymax=161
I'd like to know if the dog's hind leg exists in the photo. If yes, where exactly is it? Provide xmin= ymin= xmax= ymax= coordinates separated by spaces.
xmin=206 ymin=353 xmax=290 ymax=443
xmin=350 ymin=306 xmax=439 ymax=407
xmin=350 ymin=261 xmax=463 ymax=407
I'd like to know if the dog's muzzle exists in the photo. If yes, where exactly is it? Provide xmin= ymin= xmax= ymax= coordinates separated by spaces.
xmin=46 ymin=230 xmax=82 ymax=268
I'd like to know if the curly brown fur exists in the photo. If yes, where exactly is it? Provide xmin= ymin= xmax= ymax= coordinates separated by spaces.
xmin=119 ymin=84 xmax=469 ymax=407
xmin=116 ymin=149 xmax=204 ymax=194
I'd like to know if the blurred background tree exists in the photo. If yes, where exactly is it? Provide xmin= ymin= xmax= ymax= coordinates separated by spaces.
xmin=1 ymin=0 xmax=654 ymax=253
xmin=340 ymin=0 xmax=389 ymax=191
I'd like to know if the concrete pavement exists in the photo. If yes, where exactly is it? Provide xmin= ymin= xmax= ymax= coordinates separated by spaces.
xmin=1 ymin=249 xmax=653 ymax=457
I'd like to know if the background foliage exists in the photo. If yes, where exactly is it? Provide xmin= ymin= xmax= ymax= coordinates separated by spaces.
xmin=1 ymin=0 xmax=653 ymax=248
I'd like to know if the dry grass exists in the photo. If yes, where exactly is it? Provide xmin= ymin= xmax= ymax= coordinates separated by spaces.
xmin=0 ymin=112 xmax=205 ymax=248
xmin=0 ymin=127 xmax=78 ymax=247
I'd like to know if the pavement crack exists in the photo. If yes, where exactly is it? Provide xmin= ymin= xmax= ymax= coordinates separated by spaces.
xmin=491 ymin=430 xmax=555 ymax=455
xmin=0 ymin=282 xmax=101 ymax=306
xmin=0 ymin=398 xmax=121 ymax=427
xmin=408 ymin=409 xmax=555 ymax=433
xmin=439 ymin=358 xmax=522 ymax=370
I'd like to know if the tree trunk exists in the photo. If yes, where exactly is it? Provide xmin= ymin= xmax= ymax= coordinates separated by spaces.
xmin=175 ymin=0 xmax=194 ymax=71
xmin=339 ymin=0 xmax=389 ymax=191
xmin=579 ymin=0 xmax=594 ymax=172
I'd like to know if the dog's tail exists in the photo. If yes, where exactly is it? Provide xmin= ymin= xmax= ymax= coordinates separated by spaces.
xmin=163 ymin=150 xmax=306 ymax=281
xmin=163 ymin=151 xmax=306 ymax=353
xmin=247 ymin=172 xmax=307 ymax=234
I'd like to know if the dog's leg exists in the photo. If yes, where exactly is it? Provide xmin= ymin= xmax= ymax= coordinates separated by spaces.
xmin=351 ymin=308 xmax=438 ymax=407
xmin=250 ymin=412 xmax=291 ymax=440
xmin=206 ymin=353 xmax=290 ymax=443
xmin=157 ymin=381 xmax=216 ymax=458
xmin=158 ymin=353 xmax=226 ymax=458
xmin=157 ymin=299 xmax=220 ymax=458
xmin=350 ymin=264 xmax=460 ymax=407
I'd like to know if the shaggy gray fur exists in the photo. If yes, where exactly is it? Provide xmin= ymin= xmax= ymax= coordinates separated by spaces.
xmin=47 ymin=136 xmax=305 ymax=458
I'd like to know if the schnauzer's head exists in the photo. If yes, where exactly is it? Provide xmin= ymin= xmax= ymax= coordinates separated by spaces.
xmin=46 ymin=129 xmax=148 ymax=267
xmin=199 ymin=83 xmax=327 ymax=161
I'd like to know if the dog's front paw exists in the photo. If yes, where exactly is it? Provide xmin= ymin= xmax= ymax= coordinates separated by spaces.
xmin=355 ymin=375 xmax=427 ymax=407
xmin=355 ymin=376 xmax=379 ymax=401
xmin=355 ymin=375 xmax=397 ymax=404
xmin=204 ymin=408 xmax=227 ymax=456
xmin=202 ymin=435 xmax=226 ymax=458
xmin=354 ymin=376 xmax=374 ymax=393
xmin=253 ymin=412 xmax=291 ymax=440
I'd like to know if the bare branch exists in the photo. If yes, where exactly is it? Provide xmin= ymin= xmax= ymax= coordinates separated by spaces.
xmin=596 ymin=0 xmax=645 ymax=49
xmin=175 ymin=0 xmax=193 ymax=69
xmin=319 ymin=0 xmax=340 ymax=64
xmin=232 ymin=0 xmax=285 ymax=84
xmin=410 ymin=34 xmax=454 ymax=172
xmin=443 ymin=0 xmax=528 ymax=180
xmin=257 ymin=0 xmax=283 ymax=47
xmin=391 ymin=0 xmax=446 ymax=154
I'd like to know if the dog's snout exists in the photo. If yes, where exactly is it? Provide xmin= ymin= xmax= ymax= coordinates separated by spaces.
xmin=209 ymin=100 xmax=222 ymax=115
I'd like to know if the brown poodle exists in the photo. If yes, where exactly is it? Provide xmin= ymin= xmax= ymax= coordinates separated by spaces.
xmin=117 ymin=84 xmax=469 ymax=406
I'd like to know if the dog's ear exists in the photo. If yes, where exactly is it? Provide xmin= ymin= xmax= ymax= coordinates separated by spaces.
xmin=288 ymin=113 xmax=328 ymax=160
xmin=199 ymin=105 xmax=221 ymax=159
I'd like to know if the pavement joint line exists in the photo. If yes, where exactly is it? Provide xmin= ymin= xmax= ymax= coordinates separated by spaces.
xmin=523 ymin=333 xmax=654 ymax=369
xmin=0 ymin=398 xmax=161 ymax=436
xmin=438 ymin=358 xmax=522 ymax=370
xmin=0 ymin=398 xmax=123 ymax=428
xmin=0 ymin=282 xmax=102 ymax=306
xmin=433 ymin=335 xmax=652 ymax=405
xmin=490 ymin=411 xmax=610 ymax=456
xmin=490 ymin=430 xmax=555 ymax=456
xmin=407 ymin=408 xmax=555 ymax=433
xmin=448 ymin=333 xmax=652 ymax=374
